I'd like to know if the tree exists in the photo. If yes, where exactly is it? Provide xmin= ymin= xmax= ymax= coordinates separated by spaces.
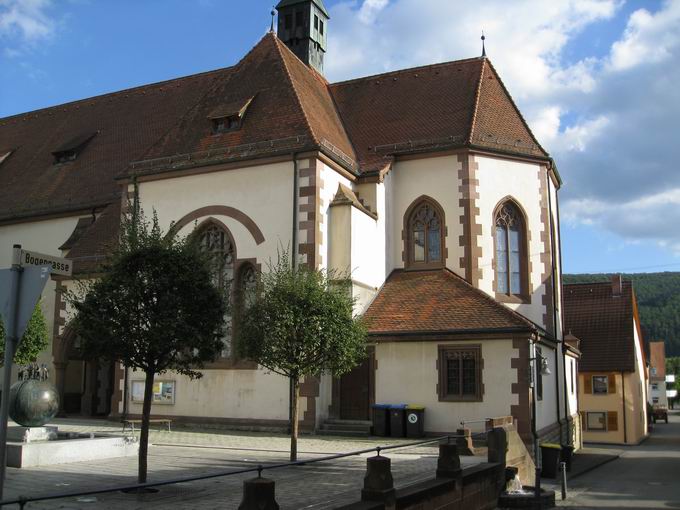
xmin=70 ymin=207 xmax=227 ymax=484
xmin=237 ymin=252 xmax=367 ymax=461
xmin=0 ymin=301 xmax=49 ymax=366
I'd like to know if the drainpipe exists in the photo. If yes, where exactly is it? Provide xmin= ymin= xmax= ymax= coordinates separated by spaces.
xmin=289 ymin=153 xmax=300 ymax=433
xmin=530 ymin=334 xmax=542 ymax=500
xmin=546 ymin=168 xmax=563 ymax=443
xmin=621 ymin=371 xmax=628 ymax=444
xmin=122 ymin=365 xmax=129 ymax=420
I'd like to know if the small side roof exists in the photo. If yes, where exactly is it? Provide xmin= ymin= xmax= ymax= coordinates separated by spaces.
xmin=363 ymin=268 xmax=536 ymax=337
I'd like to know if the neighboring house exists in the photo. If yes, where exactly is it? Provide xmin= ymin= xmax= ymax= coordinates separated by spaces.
xmin=0 ymin=0 xmax=577 ymax=445
xmin=564 ymin=276 xmax=649 ymax=445
xmin=648 ymin=341 xmax=668 ymax=407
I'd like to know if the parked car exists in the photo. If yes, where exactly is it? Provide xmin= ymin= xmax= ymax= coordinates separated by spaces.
xmin=652 ymin=404 xmax=669 ymax=424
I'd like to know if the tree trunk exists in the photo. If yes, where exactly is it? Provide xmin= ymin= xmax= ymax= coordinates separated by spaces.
xmin=290 ymin=376 xmax=300 ymax=462
xmin=138 ymin=368 xmax=155 ymax=484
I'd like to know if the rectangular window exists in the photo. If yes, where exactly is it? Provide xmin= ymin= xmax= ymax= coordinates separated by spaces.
xmin=653 ymin=397 xmax=659 ymax=404
xmin=438 ymin=345 xmax=482 ymax=402
xmin=652 ymin=383 xmax=659 ymax=391
xmin=314 ymin=14 xmax=319 ymax=30
xmin=592 ymin=375 xmax=608 ymax=394
xmin=570 ymin=361 xmax=575 ymax=394
xmin=586 ymin=412 xmax=606 ymax=431
xmin=131 ymin=380 xmax=176 ymax=405
xmin=320 ymin=19 xmax=324 ymax=35
xmin=509 ymin=226 xmax=521 ymax=293
xmin=536 ymin=346 xmax=543 ymax=401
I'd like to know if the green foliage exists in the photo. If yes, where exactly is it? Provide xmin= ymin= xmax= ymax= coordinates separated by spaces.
xmin=70 ymin=209 xmax=227 ymax=378
xmin=69 ymin=201 xmax=227 ymax=483
xmin=0 ymin=301 xmax=49 ymax=366
xmin=564 ymin=272 xmax=680 ymax=356
xmin=237 ymin=251 xmax=367 ymax=380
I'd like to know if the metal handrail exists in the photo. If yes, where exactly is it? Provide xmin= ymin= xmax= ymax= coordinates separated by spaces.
xmin=0 ymin=433 xmax=485 ymax=508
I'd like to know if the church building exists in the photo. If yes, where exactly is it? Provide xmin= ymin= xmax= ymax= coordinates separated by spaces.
xmin=0 ymin=0 xmax=578 ymax=448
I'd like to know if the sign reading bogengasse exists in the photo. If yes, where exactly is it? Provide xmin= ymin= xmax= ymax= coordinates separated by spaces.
xmin=20 ymin=249 xmax=72 ymax=276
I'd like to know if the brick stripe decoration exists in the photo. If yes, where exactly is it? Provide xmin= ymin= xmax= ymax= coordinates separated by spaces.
xmin=510 ymin=336 xmax=532 ymax=446
xmin=457 ymin=153 xmax=482 ymax=285
xmin=538 ymin=167 xmax=555 ymax=335
xmin=296 ymin=157 xmax=324 ymax=429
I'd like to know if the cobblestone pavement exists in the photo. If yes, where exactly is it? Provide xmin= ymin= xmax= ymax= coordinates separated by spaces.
xmin=3 ymin=418 xmax=482 ymax=510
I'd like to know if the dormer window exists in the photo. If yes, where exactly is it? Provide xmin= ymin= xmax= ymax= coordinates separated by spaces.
xmin=208 ymin=95 xmax=255 ymax=134
xmin=52 ymin=132 xmax=97 ymax=165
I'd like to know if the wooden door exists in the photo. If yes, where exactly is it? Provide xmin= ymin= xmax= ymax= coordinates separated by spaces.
xmin=340 ymin=356 xmax=370 ymax=420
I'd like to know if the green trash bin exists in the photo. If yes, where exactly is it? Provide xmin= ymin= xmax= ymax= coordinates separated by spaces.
xmin=389 ymin=404 xmax=407 ymax=438
xmin=405 ymin=405 xmax=425 ymax=438
xmin=540 ymin=443 xmax=562 ymax=478
xmin=372 ymin=404 xmax=391 ymax=437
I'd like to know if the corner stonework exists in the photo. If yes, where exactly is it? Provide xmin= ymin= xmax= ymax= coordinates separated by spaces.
xmin=458 ymin=153 xmax=482 ymax=285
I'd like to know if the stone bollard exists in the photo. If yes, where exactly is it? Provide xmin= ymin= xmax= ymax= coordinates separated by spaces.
xmin=436 ymin=442 xmax=461 ymax=479
xmin=456 ymin=428 xmax=475 ymax=456
xmin=238 ymin=476 xmax=279 ymax=510
xmin=361 ymin=454 xmax=396 ymax=506
xmin=487 ymin=427 xmax=508 ymax=466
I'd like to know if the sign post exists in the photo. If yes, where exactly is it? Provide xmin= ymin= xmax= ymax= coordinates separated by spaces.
xmin=0 ymin=244 xmax=63 ymax=499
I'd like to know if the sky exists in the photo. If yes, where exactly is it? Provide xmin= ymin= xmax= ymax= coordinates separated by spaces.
xmin=1 ymin=0 xmax=679 ymax=274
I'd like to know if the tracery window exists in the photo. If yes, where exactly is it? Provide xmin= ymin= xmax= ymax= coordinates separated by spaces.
xmin=407 ymin=200 xmax=444 ymax=267
xmin=438 ymin=345 xmax=482 ymax=402
xmin=494 ymin=201 xmax=526 ymax=296
xmin=238 ymin=263 xmax=258 ymax=312
xmin=198 ymin=223 xmax=235 ymax=358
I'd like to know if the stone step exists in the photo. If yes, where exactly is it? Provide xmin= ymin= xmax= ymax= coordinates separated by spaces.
xmin=324 ymin=419 xmax=372 ymax=426
xmin=317 ymin=428 xmax=370 ymax=438
xmin=321 ymin=423 xmax=371 ymax=432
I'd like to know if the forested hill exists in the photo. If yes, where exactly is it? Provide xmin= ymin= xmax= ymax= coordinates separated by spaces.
xmin=563 ymin=272 xmax=680 ymax=356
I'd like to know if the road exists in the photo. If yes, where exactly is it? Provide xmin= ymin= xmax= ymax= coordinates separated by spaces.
xmin=559 ymin=409 xmax=680 ymax=509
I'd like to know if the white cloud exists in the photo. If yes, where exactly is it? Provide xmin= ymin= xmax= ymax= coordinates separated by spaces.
xmin=608 ymin=1 xmax=680 ymax=71
xmin=327 ymin=0 xmax=680 ymax=256
xmin=0 ymin=0 xmax=55 ymax=50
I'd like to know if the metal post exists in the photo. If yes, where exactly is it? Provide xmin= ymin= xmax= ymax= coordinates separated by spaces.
xmin=0 ymin=245 xmax=23 ymax=499
xmin=560 ymin=461 xmax=567 ymax=500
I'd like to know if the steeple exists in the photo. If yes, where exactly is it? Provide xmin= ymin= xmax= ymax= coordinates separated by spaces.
xmin=275 ymin=0 xmax=329 ymax=74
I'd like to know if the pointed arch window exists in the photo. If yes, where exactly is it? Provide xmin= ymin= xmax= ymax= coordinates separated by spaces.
xmin=198 ymin=223 xmax=235 ymax=358
xmin=238 ymin=263 xmax=258 ymax=312
xmin=406 ymin=200 xmax=445 ymax=267
xmin=494 ymin=201 xmax=527 ymax=297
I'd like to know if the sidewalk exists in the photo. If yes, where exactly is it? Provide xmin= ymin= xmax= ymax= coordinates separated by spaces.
xmin=567 ymin=445 xmax=622 ymax=479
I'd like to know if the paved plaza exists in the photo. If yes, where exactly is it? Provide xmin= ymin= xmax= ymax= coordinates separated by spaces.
xmin=2 ymin=418 xmax=482 ymax=509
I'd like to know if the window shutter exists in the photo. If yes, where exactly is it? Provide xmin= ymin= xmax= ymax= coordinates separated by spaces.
xmin=584 ymin=376 xmax=592 ymax=394
xmin=607 ymin=411 xmax=618 ymax=431
xmin=608 ymin=374 xmax=616 ymax=394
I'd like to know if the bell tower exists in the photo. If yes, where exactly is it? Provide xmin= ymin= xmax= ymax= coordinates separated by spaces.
xmin=275 ymin=0 xmax=329 ymax=74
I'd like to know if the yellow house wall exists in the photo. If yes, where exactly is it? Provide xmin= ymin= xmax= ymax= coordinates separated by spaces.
xmin=579 ymin=372 xmax=626 ymax=444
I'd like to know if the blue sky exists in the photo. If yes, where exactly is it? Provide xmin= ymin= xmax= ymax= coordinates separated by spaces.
xmin=2 ymin=0 xmax=680 ymax=274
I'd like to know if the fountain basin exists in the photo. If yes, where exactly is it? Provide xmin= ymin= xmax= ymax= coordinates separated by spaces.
xmin=7 ymin=430 xmax=138 ymax=468
xmin=498 ymin=486 xmax=555 ymax=509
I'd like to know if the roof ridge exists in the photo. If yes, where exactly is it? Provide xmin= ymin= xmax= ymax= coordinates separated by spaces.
xmin=480 ymin=60 xmax=549 ymax=157
xmin=466 ymin=59 xmax=486 ymax=145
xmin=271 ymin=34 xmax=319 ymax=146
xmin=440 ymin=267 xmax=539 ymax=330
xmin=0 ymin=66 xmax=232 ymax=125
xmin=329 ymin=57 xmax=484 ymax=88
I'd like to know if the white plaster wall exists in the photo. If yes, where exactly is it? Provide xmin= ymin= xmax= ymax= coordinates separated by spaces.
xmin=350 ymin=207 xmax=383 ymax=289
xmin=533 ymin=343 xmax=559 ymax=430
xmin=389 ymin=155 xmax=464 ymax=277
xmin=132 ymin=161 xmax=296 ymax=421
xmin=319 ymin=162 xmax=352 ymax=271
xmin=0 ymin=215 xmax=82 ymax=383
xmin=631 ymin=318 xmax=649 ymax=440
xmin=566 ymin=355 xmax=579 ymax=418
xmin=375 ymin=339 xmax=518 ymax=433
xmin=475 ymin=156 xmax=546 ymax=327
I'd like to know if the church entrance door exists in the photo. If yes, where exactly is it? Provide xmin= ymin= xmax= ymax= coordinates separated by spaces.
xmin=339 ymin=348 xmax=373 ymax=421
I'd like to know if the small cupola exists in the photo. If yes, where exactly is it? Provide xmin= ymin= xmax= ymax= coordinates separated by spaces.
xmin=275 ymin=0 xmax=329 ymax=74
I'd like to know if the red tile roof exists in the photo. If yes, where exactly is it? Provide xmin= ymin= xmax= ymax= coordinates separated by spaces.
xmin=649 ymin=341 xmax=666 ymax=380
xmin=563 ymin=281 xmax=639 ymax=372
xmin=363 ymin=269 xmax=535 ymax=336
xmin=0 ymin=33 xmax=550 ymax=233
xmin=66 ymin=201 xmax=120 ymax=275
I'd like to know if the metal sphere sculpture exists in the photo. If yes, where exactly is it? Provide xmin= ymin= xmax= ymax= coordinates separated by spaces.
xmin=9 ymin=364 xmax=59 ymax=427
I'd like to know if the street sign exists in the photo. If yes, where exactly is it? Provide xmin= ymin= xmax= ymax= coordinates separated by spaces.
xmin=0 ymin=265 xmax=51 ymax=347
xmin=20 ymin=249 xmax=72 ymax=276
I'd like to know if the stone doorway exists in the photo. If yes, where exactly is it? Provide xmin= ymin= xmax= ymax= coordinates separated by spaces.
xmin=333 ymin=347 xmax=375 ymax=421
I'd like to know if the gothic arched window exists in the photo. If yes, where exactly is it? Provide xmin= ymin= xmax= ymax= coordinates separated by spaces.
xmin=494 ymin=201 xmax=527 ymax=297
xmin=238 ymin=263 xmax=258 ymax=312
xmin=406 ymin=199 xmax=445 ymax=267
xmin=198 ymin=222 xmax=235 ymax=358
